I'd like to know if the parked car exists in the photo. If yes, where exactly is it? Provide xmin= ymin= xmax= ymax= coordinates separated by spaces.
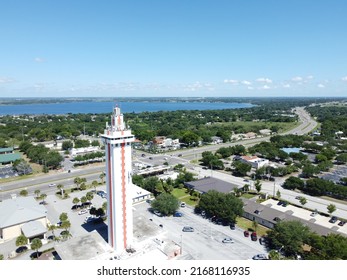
xmin=222 ymin=237 xmax=234 ymax=243
xmin=230 ymin=223 xmax=236 ymax=230
xmin=338 ymin=221 xmax=346 ymax=226
xmin=259 ymin=236 xmax=267 ymax=245
xmin=244 ymin=230 xmax=250 ymax=237
xmin=78 ymin=209 xmax=88 ymax=215
xmin=173 ymin=211 xmax=183 ymax=217
xmin=180 ymin=202 xmax=186 ymax=208
xmin=251 ymin=232 xmax=258 ymax=241
xmin=252 ymin=254 xmax=268 ymax=260
xmin=182 ymin=226 xmax=194 ymax=232
xmin=48 ymin=183 xmax=56 ymax=187
xmin=329 ymin=216 xmax=338 ymax=223
xmin=153 ymin=210 xmax=162 ymax=217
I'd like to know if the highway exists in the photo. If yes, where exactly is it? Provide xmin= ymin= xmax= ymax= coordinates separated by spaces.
xmin=3 ymin=106 xmax=346 ymax=221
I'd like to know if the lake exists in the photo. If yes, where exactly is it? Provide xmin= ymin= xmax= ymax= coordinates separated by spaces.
xmin=0 ymin=101 xmax=255 ymax=115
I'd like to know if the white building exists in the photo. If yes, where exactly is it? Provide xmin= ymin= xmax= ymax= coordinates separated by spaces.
xmin=101 ymin=106 xmax=134 ymax=253
xmin=240 ymin=155 xmax=269 ymax=169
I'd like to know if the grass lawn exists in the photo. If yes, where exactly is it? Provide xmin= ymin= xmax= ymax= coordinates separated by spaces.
xmin=236 ymin=217 xmax=269 ymax=237
xmin=171 ymin=188 xmax=189 ymax=198
xmin=241 ymin=193 xmax=257 ymax=199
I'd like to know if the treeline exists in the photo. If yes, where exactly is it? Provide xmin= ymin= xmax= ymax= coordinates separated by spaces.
xmin=0 ymin=100 xmax=303 ymax=146
xmin=283 ymin=176 xmax=347 ymax=200
xmin=19 ymin=141 xmax=63 ymax=171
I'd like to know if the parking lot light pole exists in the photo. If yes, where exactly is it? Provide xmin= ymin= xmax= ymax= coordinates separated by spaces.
xmin=180 ymin=234 xmax=183 ymax=255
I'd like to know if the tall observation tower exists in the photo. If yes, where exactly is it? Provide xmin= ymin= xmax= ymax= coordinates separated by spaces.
xmin=101 ymin=106 xmax=134 ymax=252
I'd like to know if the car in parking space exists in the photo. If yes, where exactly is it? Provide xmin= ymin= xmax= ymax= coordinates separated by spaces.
xmin=338 ymin=221 xmax=346 ymax=226
xmin=230 ymin=223 xmax=236 ymax=230
xmin=222 ymin=237 xmax=234 ymax=243
xmin=153 ymin=210 xmax=162 ymax=217
xmin=259 ymin=236 xmax=268 ymax=245
xmin=244 ymin=230 xmax=250 ymax=237
xmin=251 ymin=232 xmax=258 ymax=241
xmin=252 ymin=254 xmax=268 ymax=260
xmin=180 ymin=202 xmax=186 ymax=208
xmin=48 ymin=183 xmax=56 ymax=187
xmin=78 ymin=209 xmax=88 ymax=215
xmin=173 ymin=211 xmax=183 ymax=217
xmin=329 ymin=216 xmax=338 ymax=223
xmin=177 ymin=154 xmax=182 ymax=157
xmin=182 ymin=226 xmax=194 ymax=232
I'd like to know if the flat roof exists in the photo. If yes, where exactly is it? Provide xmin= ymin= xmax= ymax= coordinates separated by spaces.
xmin=0 ymin=197 xmax=47 ymax=228
xmin=54 ymin=231 xmax=114 ymax=260
xmin=21 ymin=220 xmax=47 ymax=238
xmin=185 ymin=177 xmax=239 ymax=194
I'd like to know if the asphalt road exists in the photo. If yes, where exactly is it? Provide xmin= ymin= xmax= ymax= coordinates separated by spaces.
xmin=3 ymin=106 xmax=344 ymax=221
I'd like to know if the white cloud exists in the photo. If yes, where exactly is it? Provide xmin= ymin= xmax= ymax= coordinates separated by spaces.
xmin=317 ymin=84 xmax=325 ymax=88
xmin=256 ymin=77 xmax=272 ymax=83
xmin=241 ymin=80 xmax=252 ymax=85
xmin=224 ymin=79 xmax=239 ymax=85
xmin=283 ymin=84 xmax=291 ymax=88
xmin=342 ymin=76 xmax=347 ymax=81
xmin=247 ymin=86 xmax=254 ymax=90
xmin=0 ymin=77 xmax=14 ymax=84
xmin=306 ymin=75 xmax=314 ymax=80
xmin=262 ymin=85 xmax=271 ymax=89
xmin=291 ymin=76 xmax=303 ymax=82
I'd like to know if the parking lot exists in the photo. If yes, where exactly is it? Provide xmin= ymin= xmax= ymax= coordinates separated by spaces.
xmin=263 ymin=199 xmax=347 ymax=236
xmin=0 ymin=166 xmax=18 ymax=179
xmin=319 ymin=165 xmax=347 ymax=184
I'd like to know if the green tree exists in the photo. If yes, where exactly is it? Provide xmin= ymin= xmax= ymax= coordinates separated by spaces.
xmin=254 ymin=180 xmax=262 ymax=194
xmin=151 ymin=193 xmax=180 ymax=216
xmin=72 ymin=197 xmax=80 ymax=209
xmin=48 ymin=224 xmax=56 ymax=238
xmin=62 ymin=140 xmax=73 ymax=151
xmin=276 ymin=190 xmax=281 ymax=199
xmin=57 ymin=184 xmax=64 ymax=196
xmin=282 ymin=176 xmax=304 ymax=190
xmin=34 ymin=189 xmax=41 ymax=199
xmin=197 ymin=190 xmax=243 ymax=224
xmin=16 ymin=234 xmax=28 ymax=248
xmin=327 ymin=204 xmax=336 ymax=215
xmin=0 ymin=254 xmax=4 ymax=260
xmin=59 ymin=212 xmax=69 ymax=222
xmin=30 ymin=238 xmax=42 ymax=259
xmin=19 ymin=189 xmax=28 ymax=197
xmin=299 ymin=197 xmax=307 ymax=206
xmin=232 ymin=161 xmax=251 ymax=177
xmin=267 ymin=220 xmax=311 ymax=257
xmin=181 ymin=131 xmax=200 ymax=147
xmin=99 ymin=172 xmax=106 ymax=184
xmin=86 ymin=191 xmax=94 ymax=203
xmin=91 ymin=180 xmax=98 ymax=192
xmin=39 ymin=193 xmax=47 ymax=204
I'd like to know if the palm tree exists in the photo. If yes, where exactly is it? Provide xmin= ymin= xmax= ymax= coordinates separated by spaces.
xmin=72 ymin=197 xmax=80 ymax=209
xmin=48 ymin=224 xmax=56 ymax=238
xmin=30 ymin=238 xmax=42 ymax=259
xmin=86 ymin=191 xmax=94 ymax=203
xmin=40 ymin=193 xmax=47 ymax=204
xmin=57 ymin=184 xmax=64 ymax=196
xmin=99 ymin=172 xmax=105 ymax=184
xmin=92 ymin=180 xmax=98 ymax=192
xmin=255 ymin=180 xmax=262 ymax=194
xmin=34 ymin=189 xmax=41 ymax=199
xmin=16 ymin=234 xmax=28 ymax=248
xmin=74 ymin=177 xmax=81 ymax=189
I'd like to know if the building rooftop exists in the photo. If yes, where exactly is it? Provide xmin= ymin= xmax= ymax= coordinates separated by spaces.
xmin=21 ymin=220 xmax=47 ymax=238
xmin=185 ymin=177 xmax=239 ymax=194
xmin=0 ymin=197 xmax=47 ymax=228
xmin=0 ymin=153 xmax=21 ymax=164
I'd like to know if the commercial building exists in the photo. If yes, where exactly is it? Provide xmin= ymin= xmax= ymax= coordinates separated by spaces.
xmin=0 ymin=196 xmax=47 ymax=242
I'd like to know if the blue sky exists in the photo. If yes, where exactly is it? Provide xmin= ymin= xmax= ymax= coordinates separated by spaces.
xmin=1 ymin=0 xmax=347 ymax=97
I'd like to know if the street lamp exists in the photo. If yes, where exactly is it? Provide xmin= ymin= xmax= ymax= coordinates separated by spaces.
xmin=273 ymin=178 xmax=276 ymax=198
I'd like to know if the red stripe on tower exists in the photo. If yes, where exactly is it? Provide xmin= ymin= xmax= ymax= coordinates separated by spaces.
xmin=121 ymin=142 xmax=127 ymax=249
xmin=107 ymin=143 xmax=114 ymax=248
